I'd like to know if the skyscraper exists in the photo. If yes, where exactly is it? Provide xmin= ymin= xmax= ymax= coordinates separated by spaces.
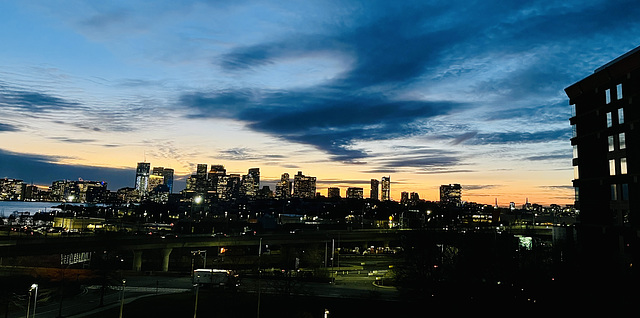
xmin=135 ymin=162 xmax=150 ymax=198
xmin=163 ymin=168 xmax=174 ymax=193
xmin=276 ymin=173 xmax=291 ymax=199
xmin=293 ymin=171 xmax=316 ymax=199
xmin=381 ymin=176 xmax=391 ymax=201
xmin=565 ymin=45 xmax=640 ymax=274
xmin=370 ymin=179 xmax=379 ymax=200
xmin=242 ymin=168 xmax=260 ymax=197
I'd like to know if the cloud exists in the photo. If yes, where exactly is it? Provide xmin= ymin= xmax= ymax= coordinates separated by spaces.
xmin=0 ymin=122 xmax=19 ymax=132
xmin=463 ymin=184 xmax=498 ymax=191
xmin=49 ymin=137 xmax=97 ymax=144
xmin=468 ymin=129 xmax=572 ymax=145
xmin=0 ymin=86 xmax=82 ymax=113
xmin=525 ymin=153 xmax=571 ymax=161
xmin=0 ymin=148 xmax=134 ymax=190
xmin=180 ymin=88 xmax=462 ymax=162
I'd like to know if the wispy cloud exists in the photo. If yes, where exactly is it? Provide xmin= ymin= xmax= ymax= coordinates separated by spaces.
xmin=0 ymin=122 xmax=19 ymax=132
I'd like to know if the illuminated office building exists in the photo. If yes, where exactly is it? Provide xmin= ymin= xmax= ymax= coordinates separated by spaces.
xmin=276 ymin=173 xmax=292 ymax=199
xmin=242 ymin=168 xmax=260 ymax=197
xmin=207 ymin=165 xmax=226 ymax=196
xmin=565 ymin=45 xmax=640 ymax=271
xmin=50 ymin=179 xmax=108 ymax=203
xmin=381 ymin=176 xmax=391 ymax=201
xmin=135 ymin=162 xmax=151 ymax=198
xmin=293 ymin=171 xmax=316 ymax=199
xmin=346 ymin=187 xmax=363 ymax=199
xmin=0 ymin=178 xmax=25 ymax=201
xmin=440 ymin=184 xmax=462 ymax=207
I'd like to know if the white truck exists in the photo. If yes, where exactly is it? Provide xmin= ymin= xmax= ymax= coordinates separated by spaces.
xmin=192 ymin=269 xmax=236 ymax=288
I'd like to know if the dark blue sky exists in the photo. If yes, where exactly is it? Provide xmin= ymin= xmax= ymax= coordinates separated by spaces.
xmin=1 ymin=0 xmax=639 ymax=204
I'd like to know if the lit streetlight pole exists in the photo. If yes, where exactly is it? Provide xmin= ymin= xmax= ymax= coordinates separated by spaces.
xmin=30 ymin=284 xmax=38 ymax=318
xmin=26 ymin=284 xmax=38 ymax=318
xmin=119 ymin=279 xmax=126 ymax=318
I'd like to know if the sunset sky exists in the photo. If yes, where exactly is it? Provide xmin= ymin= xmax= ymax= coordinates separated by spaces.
xmin=1 ymin=1 xmax=639 ymax=206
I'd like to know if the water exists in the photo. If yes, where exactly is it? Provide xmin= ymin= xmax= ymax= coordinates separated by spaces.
xmin=0 ymin=201 xmax=63 ymax=217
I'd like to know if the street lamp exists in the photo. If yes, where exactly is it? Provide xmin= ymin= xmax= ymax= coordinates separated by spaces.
xmin=193 ymin=283 xmax=200 ymax=318
xmin=26 ymin=283 xmax=38 ymax=318
xmin=119 ymin=279 xmax=126 ymax=318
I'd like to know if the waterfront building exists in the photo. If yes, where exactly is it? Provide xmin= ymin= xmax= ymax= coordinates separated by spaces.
xmin=0 ymin=178 xmax=25 ymax=201
xmin=49 ymin=179 xmax=108 ymax=203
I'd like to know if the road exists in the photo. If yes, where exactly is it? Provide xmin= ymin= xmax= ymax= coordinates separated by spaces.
xmin=5 ymin=264 xmax=399 ymax=318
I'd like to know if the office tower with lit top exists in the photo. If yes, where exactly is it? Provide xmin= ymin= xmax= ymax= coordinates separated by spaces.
xmin=565 ymin=45 xmax=640 ymax=271
xmin=135 ymin=162 xmax=151 ymax=198
xmin=381 ymin=176 xmax=391 ymax=201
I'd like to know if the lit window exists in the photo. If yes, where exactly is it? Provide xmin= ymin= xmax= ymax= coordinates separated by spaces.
xmin=620 ymin=158 xmax=627 ymax=174
xmin=617 ymin=83 xmax=623 ymax=100
xmin=574 ymin=166 xmax=579 ymax=180
xmin=618 ymin=108 xmax=624 ymax=124
xmin=611 ymin=184 xmax=618 ymax=201
xmin=619 ymin=133 xmax=626 ymax=149
xmin=574 ymin=187 xmax=580 ymax=202
xmin=606 ymin=112 xmax=612 ymax=127
xmin=573 ymin=145 xmax=578 ymax=159
xmin=609 ymin=159 xmax=616 ymax=175
xmin=606 ymin=89 xmax=611 ymax=104
xmin=608 ymin=135 xmax=615 ymax=152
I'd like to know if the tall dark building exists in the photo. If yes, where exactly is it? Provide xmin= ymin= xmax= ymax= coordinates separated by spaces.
xmin=163 ymin=168 xmax=174 ymax=194
xmin=440 ymin=184 xmax=461 ymax=206
xmin=327 ymin=187 xmax=341 ymax=199
xmin=370 ymin=179 xmax=379 ymax=200
xmin=565 ymin=45 xmax=640 ymax=274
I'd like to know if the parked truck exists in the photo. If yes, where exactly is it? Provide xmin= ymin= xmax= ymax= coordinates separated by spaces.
xmin=192 ymin=269 xmax=238 ymax=288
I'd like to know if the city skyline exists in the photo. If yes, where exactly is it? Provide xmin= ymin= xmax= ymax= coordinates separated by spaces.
xmin=1 ymin=1 xmax=640 ymax=205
